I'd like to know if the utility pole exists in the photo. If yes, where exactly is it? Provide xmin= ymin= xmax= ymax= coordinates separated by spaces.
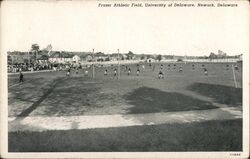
xmin=35 ymin=50 xmax=37 ymax=62
xmin=11 ymin=55 xmax=13 ymax=66
xmin=92 ymin=48 xmax=95 ymax=79
xmin=28 ymin=50 xmax=30 ymax=65
xmin=118 ymin=49 xmax=120 ymax=79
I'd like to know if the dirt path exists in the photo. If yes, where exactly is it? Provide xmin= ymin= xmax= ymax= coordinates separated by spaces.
xmin=9 ymin=106 xmax=242 ymax=132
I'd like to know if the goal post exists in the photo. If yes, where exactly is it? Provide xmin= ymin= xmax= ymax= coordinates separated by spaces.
xmin=232 ymin=64 xmax=238 ymax=88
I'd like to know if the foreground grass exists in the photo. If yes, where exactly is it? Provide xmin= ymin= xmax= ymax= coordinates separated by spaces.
xmin=9 ymin=119 xmax=242 ymax=152
xmin=188 ymin=83 xmax=242 ymax=106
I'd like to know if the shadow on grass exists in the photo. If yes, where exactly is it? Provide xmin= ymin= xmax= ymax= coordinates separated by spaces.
xmin=124 ymin=87 xmax=217 ymax=114
xmin=38 ymin=77 xmax=102 ymax=116
xmin=187 ymin=83 xmax=242 ymax=106
xmin=16 ymin=77 xmax=66 ymax=117
xmin=9 ymin=119 xmax=242 ymax=152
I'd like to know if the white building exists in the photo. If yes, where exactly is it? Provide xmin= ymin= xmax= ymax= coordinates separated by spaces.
xmin=49 ymin=52 xmax=81 ymax=63
xmin=146 ymin=58 xmax=156 ymax=63
xmin=72 ymin=55 xmax=81 ymax=63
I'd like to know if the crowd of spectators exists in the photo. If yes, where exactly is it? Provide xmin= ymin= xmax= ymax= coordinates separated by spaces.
xmin=8 ymin=63 xmax=80 ymax=73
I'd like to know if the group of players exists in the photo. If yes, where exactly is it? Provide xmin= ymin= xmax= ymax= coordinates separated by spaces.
xmin=19 ymin=62 xmax=239 ymax=82
xmin=104 ymin=65 xmax=138 ymax=77
xmin=99 ymin=63 xmax=209 ymax=79
xmin=64 ymin=63 xmax=218 ymax=79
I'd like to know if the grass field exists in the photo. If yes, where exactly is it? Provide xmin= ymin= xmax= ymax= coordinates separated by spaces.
xmin=8 ymin=62 xmax=243 ymax=151
xmin=9 ymin=119 xmax=242 ymax=152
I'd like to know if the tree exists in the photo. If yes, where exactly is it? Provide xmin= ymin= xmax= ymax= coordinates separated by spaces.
xmin=156 ymin=54 xmax=162 ymax=61
xmin=127 ymin=51 xmax=134 ymax=60
xmin=95 ymin=52 xmax=105 ymax=57
xmin=31 ymin=44 xmax=40 ymax=61
xmin=140 ymin=54 xmax=146 ymax=60
xmin=44 ymin=44 xmax=52 ymax=56
xmin=218 ymin=50 xmax=227 ymax=58
xmin=209 ymin=52 xmax=217 ymax=59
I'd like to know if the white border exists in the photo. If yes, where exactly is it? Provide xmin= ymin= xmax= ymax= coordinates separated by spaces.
xmin=1 ymin=0 xmax=249 ymax=158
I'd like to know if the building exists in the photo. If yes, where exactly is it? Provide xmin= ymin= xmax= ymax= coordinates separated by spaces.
xmin=37 ymin=55 xmax=49 ymax=63
xmin=145 ymin=57 xmax=156 ymax=63
xmin=48 ymin=52 xmax=81 ymax=64
xmin=85 ymin=54 xmax=94 ymax=62
xmin=72 ymin=55 xmax=81 ymax=63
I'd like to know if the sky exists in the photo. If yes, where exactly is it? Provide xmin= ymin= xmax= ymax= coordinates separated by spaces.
xmin=1 ymin=1 xmax=249 ymax=56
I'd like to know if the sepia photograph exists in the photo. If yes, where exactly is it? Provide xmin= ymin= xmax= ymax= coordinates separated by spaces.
xmin=0 ymin=0 xmax=249 ymax=158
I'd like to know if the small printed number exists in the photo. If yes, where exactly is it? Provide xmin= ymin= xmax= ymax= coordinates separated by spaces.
xmin=230 ymin=153 xmax=241 ymax=156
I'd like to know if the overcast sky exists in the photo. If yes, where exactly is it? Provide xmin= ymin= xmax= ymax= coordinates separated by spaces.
xmin=1 ymin=1 xmax=249 ymax=56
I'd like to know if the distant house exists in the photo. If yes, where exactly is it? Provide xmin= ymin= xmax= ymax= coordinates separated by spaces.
xmin=85 ymin=54 xmax=93 ymax=62
xmin=48 ymin=52 xmax=80 ymax=63
xmin=49 ymin=52 xmax=63 ymax=63
xmin=121 ymin=54 xmax=127 ymax=60
xmin=146 ymin=57 xmax=156 ymax=63
xmin=63 ymin=54 xmax=74 ymax=63
xmin=37 ymin=55 xmax=49 ymax=63
xmin=95 ymin=52 xmax=107 ymax=62
xmin=72 ymin=55 xmax=81 ymax=63
xmin=110 ymin=53 xmax=124 ymax=61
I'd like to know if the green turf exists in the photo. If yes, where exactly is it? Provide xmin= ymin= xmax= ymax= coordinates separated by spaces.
xmin=9 ymin=119 xmax=242 ymax=152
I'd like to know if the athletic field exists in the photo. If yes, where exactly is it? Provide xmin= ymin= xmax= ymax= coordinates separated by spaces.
xmin=8 ymin=62 xmax=243 ymax=152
